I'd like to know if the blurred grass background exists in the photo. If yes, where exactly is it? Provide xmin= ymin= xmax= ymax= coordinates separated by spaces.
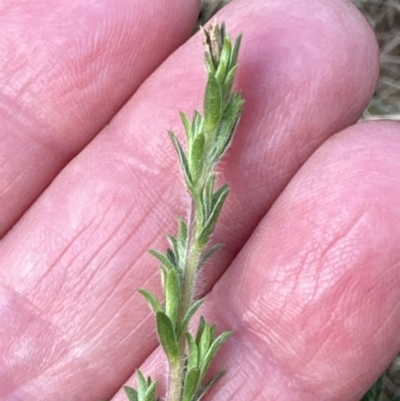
xmin=198 ymin=1 xmax=400 ymax=400
xmin=353 ymin=0 xmax=400 ymax=120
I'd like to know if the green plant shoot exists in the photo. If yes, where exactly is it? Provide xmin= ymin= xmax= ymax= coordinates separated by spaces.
xmin=124 ymin=21 xmax=244 ymax=401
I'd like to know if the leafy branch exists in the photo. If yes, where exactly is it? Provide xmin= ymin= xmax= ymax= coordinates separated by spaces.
xmin=124 ymin=21 xmax=244 ymax=401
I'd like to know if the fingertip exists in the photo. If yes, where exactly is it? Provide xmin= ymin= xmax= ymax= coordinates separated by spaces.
xmin=208 ymin=0 xmax=380 ymax=231
xmin=211 ymin=119 xmax=400 ymax=400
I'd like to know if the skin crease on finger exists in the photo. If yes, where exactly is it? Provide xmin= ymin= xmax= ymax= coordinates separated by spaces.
xmin=0 ymin=0 xmax=379 ymax=400
xmin=210 ymin=121 xmax=400 ymax=401
xmin=120 ymin=121 xmax=400 ymax=401
xmin=0 ymin=0 xmax=200 ymax=238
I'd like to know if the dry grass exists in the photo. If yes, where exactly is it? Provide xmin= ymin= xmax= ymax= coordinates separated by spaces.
xmin=198 ymin=1 xmax=400 ymax=400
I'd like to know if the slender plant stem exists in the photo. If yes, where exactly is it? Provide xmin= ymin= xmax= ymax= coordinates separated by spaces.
xmin=179 ymin=202 xmax=201 ymax=323
xmin=167 ymin=201 xmax=202 ymax=401
xmin=167 ymin=360 xmax=184 ymax=401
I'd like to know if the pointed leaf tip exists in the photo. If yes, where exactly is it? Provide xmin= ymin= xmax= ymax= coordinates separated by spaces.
xmin=138 ymin=289 xmax=163 ymax=314
xmin=124 ymin=386 xmax=138 ymax=401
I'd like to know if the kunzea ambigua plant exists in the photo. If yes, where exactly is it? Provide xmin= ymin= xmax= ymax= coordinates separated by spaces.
xmin=123 ymin=21 xmax=244 ymax=401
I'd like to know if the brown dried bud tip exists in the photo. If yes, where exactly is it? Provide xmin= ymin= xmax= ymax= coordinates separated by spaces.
xmin=201 ymin=20 xmax=226 ymax=68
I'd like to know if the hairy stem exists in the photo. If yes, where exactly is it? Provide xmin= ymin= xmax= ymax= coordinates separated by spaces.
xmin=167 ymin=201 xmax=202 ymax=401
xmin=167 ymin=360 xmax=184 ymax=401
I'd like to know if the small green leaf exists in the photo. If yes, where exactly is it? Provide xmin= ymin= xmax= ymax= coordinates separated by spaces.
xmin=210 ymin=324 xmax=216 ymax=341
xmin=176 ymin=218 xmax=188 ymax=268
xmin=192 ymin=190 xmax=204 ymax=228
xmin=156 ymin=311 xmax=179 ymax=363
xmin=188 ymin=133 xmax=205 ymax=185
xmin=214 ymin=93 xmax=244 ymax=161
xmin=180 ymin=111 xmax=192 ymax=142
xmin=205 ymin=173 xmax=216 ymax=198
xmin=144 ymin=380 xmax=157 ymax=401
xmin=204 ymin=53 xmax=216 ymax=75
xmin=200 ymin=331 xmax=233 ymax=379
xmin=201 ymin=174 xmax=216 ymax=218
xmin=198 ymin=243 xmax=224 ymax=270
xmin=204 ymin=74 xmax=223 ymax=133
xmin=165 ymin=268 xmax=180 ymax=329
xmin=137 ymin=370 xmax=147 ymax=398
xmin=182 ymin=367 xmax=200 ymax=401
xmin=197 ymin=320 xmax=212 ymax=363
xmin=124 ymin=386 xmax=138 ymax=401
xmin=177 ymin=298 xmax=204 ymax=339
xmin=222 ymin=65 xmax=237 ymax=100
xmin=166 ymin=248 xmax=176 ymax=266
xmin=167 ymin=233 xmax=177 ymax=247
xmin=168 ymin=130 xmax=192 ymax=187
xmin=196 ymin=370 xmax=227 ymax=401
xmin=198 ymin=185 xmax=229 ymax=247
xmin=138 ymin=289 xmax=163 ymax=314
xmin=192 ymin=110 xmax=203 ymax=134
xmin=211 ymin=184 xmax=229 ymax=212
xmin=149 ymin=249 xmax=176 ymax=272
xmin=186 ymin=333 xmax=199 ymax=371
xmin=224 ymin=64 xmax=237 ymax=87
xmin=167 ymin=234 xmax=178 ymax=257
xmin=230 ymin=33 xmax=242 ymax=68
xmin=196 ymin=316 xmax=206 ymax=345
xmin=215 ymin=37 xmax=232 ymax=84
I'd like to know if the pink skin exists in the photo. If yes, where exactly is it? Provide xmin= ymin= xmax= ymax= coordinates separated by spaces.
xmin=0 ymin=0 xmax=198 ymax=236
xmin=0 ymin=0 xmax=398 ymax=400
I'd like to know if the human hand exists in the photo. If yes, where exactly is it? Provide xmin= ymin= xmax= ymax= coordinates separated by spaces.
xmin=1 ymin=1 xmax=398 ymax=400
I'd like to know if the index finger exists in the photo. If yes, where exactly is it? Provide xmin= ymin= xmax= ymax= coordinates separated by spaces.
xmin=0 ymin=0 xmax=199 ymax=237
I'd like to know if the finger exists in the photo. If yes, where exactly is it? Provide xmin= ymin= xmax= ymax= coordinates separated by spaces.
xmin=204 ymin=120 xmax=400 ymax=401
xmin=115 ymin=120 xmax=400 ymax=401
xmin=0 ymin=0 xmax=378 ymax=400
xmin=0 ymin=0 xmax=199 ymax=237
